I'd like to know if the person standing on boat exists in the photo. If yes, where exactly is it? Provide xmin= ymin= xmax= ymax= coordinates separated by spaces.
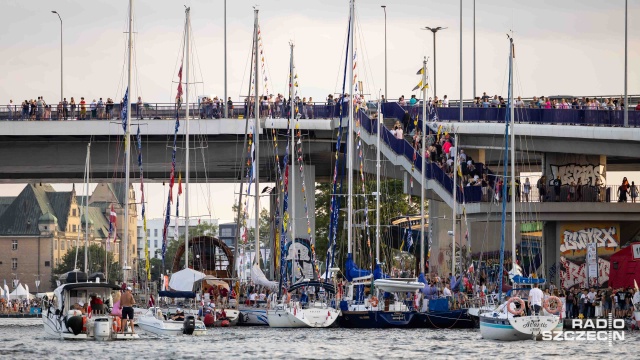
xmin=120 ymin=287 xmax=136 ymax=334
xmin=528 ymin=283 xmax=544 ymax=316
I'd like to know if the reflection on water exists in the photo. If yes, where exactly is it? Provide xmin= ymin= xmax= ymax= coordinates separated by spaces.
xmin=0 ymin=319 xmax=636 ymax=359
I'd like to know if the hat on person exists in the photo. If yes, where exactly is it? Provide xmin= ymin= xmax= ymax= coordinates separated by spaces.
xmin=176 ymin=307 xmax=182 ymax=312
xmin=127 ymin=286 xmax=132 ymax=291
xmin=78 ymin=301 xmax=85 ymax=307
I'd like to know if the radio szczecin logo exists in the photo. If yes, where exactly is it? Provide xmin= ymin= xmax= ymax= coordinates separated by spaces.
xmin=541 ymin=314 xmax=625 ymax=346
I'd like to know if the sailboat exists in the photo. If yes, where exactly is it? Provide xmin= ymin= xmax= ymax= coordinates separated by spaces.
xmin=479 ymin=35 xmax=560 ymax=341
xmin=336 ymin=0 xmax=424 ymax=329
xmin=266 ymin=42 xmax=340 ymax=328
xmin=237 ymin=7 xmax=279 ymax=326
xmin=410 ymin=58 xmax=474 ymax=329
xmin=136 ymin=6 xmax=207 ymax=336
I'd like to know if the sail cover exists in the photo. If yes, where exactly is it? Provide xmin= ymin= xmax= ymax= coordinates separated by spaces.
xmin=251 ymin=264 xmax=278 ymax=291
xmin=169 ymin=268 xmax=206 ymax=292
xmin=345 ymin=253 xmax=371 ymax=282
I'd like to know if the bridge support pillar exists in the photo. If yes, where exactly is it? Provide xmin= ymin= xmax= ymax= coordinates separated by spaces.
xmin=427 ymin=200 xmax=453 ymax=276
xmin=290 ymin=164 xmax=315 ymax=241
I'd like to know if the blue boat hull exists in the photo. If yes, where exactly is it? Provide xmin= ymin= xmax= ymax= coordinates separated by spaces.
xmin=413 ymin=309 xmax=476 ymax=329
xmin=339 ymin=311 xmax=417 ymax=328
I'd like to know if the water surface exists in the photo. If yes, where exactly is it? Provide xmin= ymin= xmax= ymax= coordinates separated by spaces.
xmin=0 ymin=319 xmax=635 ymax=359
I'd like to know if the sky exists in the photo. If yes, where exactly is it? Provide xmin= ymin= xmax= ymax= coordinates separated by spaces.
xmin=1 ymin=0 xmax=639 ymax=222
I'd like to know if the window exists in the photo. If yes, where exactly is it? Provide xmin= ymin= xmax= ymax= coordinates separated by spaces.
xmin=72 ymin=208 xmax=77 ymax=217
xmin=72 ymin=224 xmax=77 ymax=232
xmin=154 ymin=229 xmax=158 ymax=237
xmin=45 ymin=261 xmax=51 ymax=267
xmin=154 ymin=240 xmax=158 ymax=248
xmin=12 ymin=240 xmax=18 ymax=250
xmin=147 ymin=229 xmax=150 ymax=237
xmin=54 ymin=240 xmax=58 ymax=250
xmin=221 ymin=228 xmax=232 ymax=237
xmin=61 ymin=240 xmax=66 ymax=250
xmin=11 ymin=258 xmax=17 ymax=270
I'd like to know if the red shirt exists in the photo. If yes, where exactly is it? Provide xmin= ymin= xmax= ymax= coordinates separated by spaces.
xmin=635 ymin=104 xmax=640 ymax=111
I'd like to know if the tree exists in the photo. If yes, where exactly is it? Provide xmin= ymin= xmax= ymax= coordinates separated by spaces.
xmin=314 ymin=179 xmax=422 ymax=267
xmin=52 ymin=244 xmax=120 ymax=288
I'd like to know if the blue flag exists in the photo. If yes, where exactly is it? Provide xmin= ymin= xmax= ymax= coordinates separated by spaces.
xmin=121 ymin=87 xmax=129 ymax=131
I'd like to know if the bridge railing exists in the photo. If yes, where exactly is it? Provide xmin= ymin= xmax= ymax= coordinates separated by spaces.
xmin=383 ymin=102 xmax=640 ymax=127
xmin=3 ymin=101 xmax=638 ymax=127
xmin=360 ymin=108 xmax=638 ymax=204
xmin=0 ymin=101 xmax=350 ymax=121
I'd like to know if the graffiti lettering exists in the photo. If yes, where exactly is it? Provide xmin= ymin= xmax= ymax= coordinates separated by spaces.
xmin=550 ymin=164 xmax=604 ymax=186
xmin=559 ymin=256 xmax=610 ymax=289
xmin=560 ymin=227 xmax=618 ymax=253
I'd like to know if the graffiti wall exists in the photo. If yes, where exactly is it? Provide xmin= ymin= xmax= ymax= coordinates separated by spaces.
xmin=558 ymin=222 xmax=620 ymax=289
xmin=550 ymin=164 xmax=605 ymax=186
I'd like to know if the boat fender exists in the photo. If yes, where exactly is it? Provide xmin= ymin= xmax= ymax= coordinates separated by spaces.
xmin=112 ymin=317 xmax=121 ymax=332
xmin=221 ymin=319 xmax=230 ymax=327
xmin=183 ymin=315 xmax=196 ymax=335
xmin=65 ymin=315 xmax=84 ymax=335
xmin=506 ymin=297 xmax=525 ymax=316
xmin=370 ymin=296 xmax=379 ymax=308
xmin=543 ymin=296 xmax=562 ymax=314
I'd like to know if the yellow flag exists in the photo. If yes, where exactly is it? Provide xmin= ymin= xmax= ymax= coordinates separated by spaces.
xmin=416 ymin=67 xmax=424 ymax=75
xmin=412 ymin=80 xmax=423 ymax=91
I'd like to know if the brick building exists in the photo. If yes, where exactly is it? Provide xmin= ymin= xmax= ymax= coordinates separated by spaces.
xmin=0 ymin=183 xmax=137 ymax=292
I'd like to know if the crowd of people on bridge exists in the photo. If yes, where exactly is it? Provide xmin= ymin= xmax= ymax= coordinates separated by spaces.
xmin=396 ymin=92 xmax=640 ymax=111
xmin=4 ymin=96 xmax=146 ymax=121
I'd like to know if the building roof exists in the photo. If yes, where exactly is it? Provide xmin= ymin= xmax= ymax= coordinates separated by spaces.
xmin=0 ymin=196 xmax=16 ymax=218
xmin=38 ymin=212 xmax=58 ymax=224
xmin=0 ymin=183 xmax=77 ymax=236
xmin=107 ymin=183 xmax=128 ymax=207
xmin=85 ymin=206 xmax=112 ymax=239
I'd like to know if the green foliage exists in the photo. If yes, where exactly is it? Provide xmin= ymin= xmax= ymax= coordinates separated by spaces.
xmin=313 ymin=179 xmax=422 ymax=268
xmin=52 ymin=244 xmax=120 ymax=287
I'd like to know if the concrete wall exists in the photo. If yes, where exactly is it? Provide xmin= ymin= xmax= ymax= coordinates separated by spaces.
xmin=543 ymin=153 xmax=606 ymax=186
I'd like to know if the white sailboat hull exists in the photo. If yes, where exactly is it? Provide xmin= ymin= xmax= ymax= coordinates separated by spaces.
xmin=238 ymin=307 xmax=269 ymax=326
xmin=267 ymin=303 xmax=340 ymax=328
xmin=509 ymin=315 xmax=560 ymax=337
xmin=479 ymin=315 xmax=532 ymax=341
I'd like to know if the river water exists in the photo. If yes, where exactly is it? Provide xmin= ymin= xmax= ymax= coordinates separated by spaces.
xmin=0 ymin=318 xmax=636 ymax=359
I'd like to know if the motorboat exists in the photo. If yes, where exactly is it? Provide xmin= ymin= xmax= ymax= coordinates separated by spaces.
xmin=42 ymin=281 xmax=139 ymax=341
xmin=137 ymin=306 xmax=206 ymax=336
xmin=267 ymin=281 xmax=340 ymax=328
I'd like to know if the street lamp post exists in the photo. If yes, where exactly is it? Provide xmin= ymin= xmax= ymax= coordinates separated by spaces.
xmin=423 ymin=26 xmax=447 ymax=98
xmin=381 ymin=5 xmax=387 ymax=101
xmin=624 ymin=0 xmax=628 ymax=127
xmin=51 ymin=11 xmax=63 ymax=103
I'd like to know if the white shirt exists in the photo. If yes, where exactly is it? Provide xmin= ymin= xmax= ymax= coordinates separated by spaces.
xmin=442 ymin=98 xmax=449 ymax=107
xmin=443 ymin=287 xmax=452 ymax=297
xmin=633 ymin=291 xmax=640 ymax=305
xmin=249 ymin=293 xmax=257 ymax=301
xmin=528 ymin=287 xmax=544 ymax=306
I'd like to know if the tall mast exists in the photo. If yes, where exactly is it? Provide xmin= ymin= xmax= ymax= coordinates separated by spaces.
xmin=375 ymin=94 xmax=381 ymax=263
xmin=420 ymin=57 xmax=426 ymax=275
xmin=453 ymin=0 xmax=463 ymax=279
xmin=184 ymin=7 xmax=191 ymax=269
xmin=253 ymin=8 xmax=261 ymax=268
xmin=347 ymin=0 xmax=354 ymax=255
xmin=84 ymin=143 xmax=91 ymax=273
xmin=289 ymin=42 xmax=296 ymax=284
xmin=509 ymin=36 xmax=516 ymax=270
xmin=123 ymin=0 xmax=133 ymax=282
